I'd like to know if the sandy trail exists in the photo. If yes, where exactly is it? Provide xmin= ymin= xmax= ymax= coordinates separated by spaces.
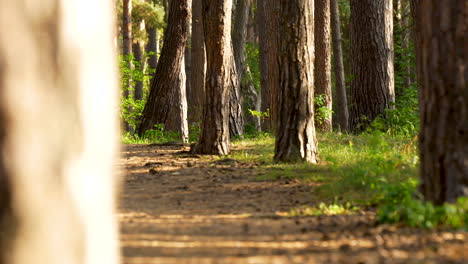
xmin=119 ymin=144 xmax=467 ymax=264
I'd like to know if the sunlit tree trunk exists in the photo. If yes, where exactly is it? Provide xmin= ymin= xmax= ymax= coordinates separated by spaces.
xmin=274 ymin=0 xmax=318 ymax=164
xmin=411 ymin=0 xmax=468 ymax=204
xmin=0 ymin=0 xmax=120 ymax=263
xmin=348 ymin=0 xmax=394 ymax=132
xmin=192 ymin=0 xmax=237 ymax=155
xmin=136 ymin=0 xmax=191 ymax=142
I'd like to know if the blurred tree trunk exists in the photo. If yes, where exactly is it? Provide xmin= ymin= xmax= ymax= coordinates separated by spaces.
xmin=274 ymin=0 xmax=318 ymax=163
xmin=330 ymin=0 xmax=348 ymax=132
xmin=123 ymin=0 xmax=133 ymax=132
xmin=192 ymin=0 xmax=237 ymax=155
xmin=233 ymin=0 xmax=260 ymax=132
xmin=411 ymin=0 xmax=468 ymax=204
xmin=257 ymin=0 xmax=270 ymax=131
xmin=0 ymin=0 xmax=119 ymax=263
xmin=146 ymin=27 xmax=159 ymax=72
xmin=348 ymin=0 xmax=394 ymax=132
xmin=314 ymin=0 xmax=333 ymax=132
xmin=188 ymin=0 xmax=206 ymax=126
xmin=137 ymin=0 xmax=191 ymax=142
xmin=132 ymin=42 xmax=144 ymax=101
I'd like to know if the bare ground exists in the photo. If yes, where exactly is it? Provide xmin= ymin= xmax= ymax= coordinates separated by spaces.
xmin=119 ymin=144 xmax=467 ymax=264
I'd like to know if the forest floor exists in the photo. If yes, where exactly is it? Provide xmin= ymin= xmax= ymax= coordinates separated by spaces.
xmin=118 ymin=143 xmax=467 ymax=264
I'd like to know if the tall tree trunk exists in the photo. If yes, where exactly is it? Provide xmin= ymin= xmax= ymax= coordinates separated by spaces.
xmin=264 ymin=1 xmax=280 ymax=132
xmin=0 ymin=0 xmax=119 ymax=263
xmin=132 ymin=42 xmax=144 ymax=101
xmin=228 ymin=0 xmax=246 ymax=138
xmin=137 ymin=0 xmax=191 ymax=142
xmin=314 ymin=0 xmax=333 ymax=132
xmin=188 ymin=0 xmax=206 ymax=126
xmin=192 ymin=0 xmax=237 ymax=155
xmin=257 ymin=0 xmax=270 ymax=131
xmin=411 ymin=0 xmax=468 ymax=204
xmin=122 ymin=0 xmax=133 ymax=132
xmin=330 ymin=0 xmax=349 ymax=132
xmin=233 ymin=0 xmax=260 ymax=132
xmin=348 ymin=0 xmax=394 ymax=132
xmin=274 ymin=0 xmax=318 ymax=164
xmin=146 ymin=27 xmax=159 ymax=72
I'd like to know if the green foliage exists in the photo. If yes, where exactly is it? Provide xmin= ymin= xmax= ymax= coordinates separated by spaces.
xmin=188 ymin=122 xmax=201 ymax=143
xmin=289 ymin=202 xmax=358 ymax=216
xmin=378 ymin=197 xmax=468 ymax=230
xmin=314 ymin=94 xmax=333 ymax=125
xmin=370 ymin=88 xmax=419 ymax=137
xmin=245 ymin=42 xmax=261 ymax=92
xmin=119 ymin=54 xmax=155 ymax=130
xmin=122 ymin=124 xmax=181 ymax=144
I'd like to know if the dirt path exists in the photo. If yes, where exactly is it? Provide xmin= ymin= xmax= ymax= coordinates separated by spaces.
xmin=119 ymin=144 xmax=467 ymax=264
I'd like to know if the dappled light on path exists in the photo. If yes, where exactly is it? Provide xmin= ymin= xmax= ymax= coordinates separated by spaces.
xmin=119 ymin=144 xmax=467 ymax=264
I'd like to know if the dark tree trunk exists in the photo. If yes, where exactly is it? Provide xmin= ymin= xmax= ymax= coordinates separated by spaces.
xmin=264 ymin=1 xmax=280 ymax=132
xmin=257 ymin=0 xmax=270 ymax=131
xmin=137 ymin=0 xmax=191 ymax=142
xmin=132 ymin=42 xmax=144 ymax=101
xmin=192 ymin=0 xmax=237 ymax=155
xmin=188 ymin=0 xmax=206 ymax=126
xmin=185 ymin=41 xmax=192 ymax=117
xmin=146 ymin=27 xmax=159 ymax=72
xmin=348 ymin=0 xmax=394 ymax=132
xmin=274 ymin=0 xmax=318 ymax=164
xmin=411 ymin=0 xmax=468 ymax=204
xmin=0 ymin=0 xmax=119 ymax=263
xmin=314 ymin=0 xmax=333 ymax=132
xmin=330 ymin=0 xmax=349 ymax=132
xmin=122 ymin=0 xmax=133 ymax=132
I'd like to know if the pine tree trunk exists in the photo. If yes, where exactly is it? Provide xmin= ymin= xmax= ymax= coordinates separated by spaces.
xmin=412 ymin=0 xmax=468 ymax=204
xmin=314 ymin=0 xmax=333 ymax=132
xmin=348 ymin=0 xmax=394 ymax=132
xmin=136 ymin=0 xmax=191 ymax=142
xmin=122 ymin=0 xmax=133 ymax=132
xmin=264 ymin=2 xmax=280 ymax=132
xmin=188 ymin=0 xmax=206 ymax=126
xmin=257 ymin=0 xmax=270 ymax=131
xmin=330 ymin=0 xmax=349 ymax=132
xmin=233 ymin=0 xmax=260 ymax=132
xmin=132 ymin=42 xmax=144 ymax=101
xmin=192 ymin=0 xmax=237 ymax=155
xmin=274 ymin=0 xmax=318 ymax=164
xmin=146 ymin=27 xmax=159 ymax=72
xmin=0 ymin=0 xmax=119 ymax=263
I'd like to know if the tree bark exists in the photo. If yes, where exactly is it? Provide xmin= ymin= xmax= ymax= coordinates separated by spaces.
xmin=188 ymin=0 xmax=206 ymax=126
xmin=122 ymin=0 xmax=133 ymax=132
xmin=314 ymin=0 xmax=333 ymax=132
xmin=264 ymin=1 xmax=280 ymax=132
xmin=192 ymin=0 xmax=237 ymax=155
xmin=0 ymin=0 xmax=119 ymax=263
xmin=132 ymin=42 xmax=144 ymax=101
xmin=411 ymin=0 xmax=468 ymax=204
xmin=348 ymin=0 xmax=394 ymax=132
xmin=330 ymin=0 xmax=349 ymax=132
xmin=274 ymin=0 xmax=318 ymax=164
xmin=233 ymin=0 xmax=260 ymax=132
xmin=146 ymin=27 xmax=159 ymax=72
xmin=137 ymin=0 xmax=191 ymax=142
xmin=257 ymin=0 xmax=270 ymax=131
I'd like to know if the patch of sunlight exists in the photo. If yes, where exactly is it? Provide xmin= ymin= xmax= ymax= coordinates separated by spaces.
xmin=285 ymin=203 xmax=359 ymax=217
